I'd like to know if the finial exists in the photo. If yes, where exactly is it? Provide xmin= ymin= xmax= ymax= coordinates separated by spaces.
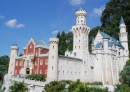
xmin=120 ymin=16 xmax=125 ymax=24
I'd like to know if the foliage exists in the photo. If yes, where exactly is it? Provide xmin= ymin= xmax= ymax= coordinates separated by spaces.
xmin=43 ymin=79 xmax=108 ymax=92
xmin=9 ymin=81 xmax=28 ymax=92
xmin=0 ymin=65 xmax=6 ymax=81
xmin=0 ymin=55 xmax=9 ymax=71
xmin=25 ymin=74 xmax=46 ymax=81
xmin=115 ymin=84 xmax=130 ymax=92
xmin=56 ymin=31 xmax=73 ymax=55
xmin=68 ymin=79 xmax=107 ymax=92
xmin=86 ymin=81 xmax=103 ymax=85
xmin=0 ymin=55 xmax=9 ymax=86
xmin=87 ymin=87 xmax=108 ymax=92
xmin=44 ymin=81 xmax=66 ymax=92
xmin=119 ymin=59 xmax=130 ymax=86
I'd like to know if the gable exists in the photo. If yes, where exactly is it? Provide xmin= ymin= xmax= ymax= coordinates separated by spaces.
xmin=94 ymin=31 xmax=103 ymax=45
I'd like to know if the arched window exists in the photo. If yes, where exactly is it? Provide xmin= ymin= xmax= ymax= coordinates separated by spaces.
xmin=26 ymin=68 xmax=30 ymax=74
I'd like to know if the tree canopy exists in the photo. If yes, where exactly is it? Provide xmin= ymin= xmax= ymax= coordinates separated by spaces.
xmin=9 ymin=81 xmax=28 ymax=92
xmin=56 ymin=31 xmax=73 ymax=55
xmin=119 ymin=59 xmax=130 ymax=86
xmin=0 ymin=55 xmax=9 ymax=81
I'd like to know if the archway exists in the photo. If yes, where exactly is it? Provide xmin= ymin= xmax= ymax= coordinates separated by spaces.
xmin=26 ymin=68 xmax=30 ymax=74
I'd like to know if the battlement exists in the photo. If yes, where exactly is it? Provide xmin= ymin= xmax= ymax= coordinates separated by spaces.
xmin=76 ymin=8 xmax=87 ymax=17
xmin=11 ymin=44 xmax=19 ymax=50
xmin=49 ymin=38 xmax=59 ymax=43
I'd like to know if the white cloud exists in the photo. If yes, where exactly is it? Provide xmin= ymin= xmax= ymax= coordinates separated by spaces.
xmin=70 ymin=0 xmax=85 ymax=6
xmin=5 ymin=19 xmax=25 ymax=28
xmin=52 ymin=30 xmax=59 ymax=34
xmin=0 ymin=15 xmax=5 ymax=19
xmin=93 ymin=5 xmax=105 ymax=16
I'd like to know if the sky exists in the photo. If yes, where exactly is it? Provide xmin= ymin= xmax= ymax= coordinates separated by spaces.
xmin=0 ymin=0 xmax=109 ymax=56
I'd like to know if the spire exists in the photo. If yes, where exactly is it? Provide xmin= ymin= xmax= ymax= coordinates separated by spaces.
xmin=92 ymin=37 xmax=94 ymax=44
xmin=120 ymin=16 xmax=125 ymax=25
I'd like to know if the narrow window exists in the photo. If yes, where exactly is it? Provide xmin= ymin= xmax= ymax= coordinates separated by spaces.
xmin=74 ymin=52 xmax=76 ymax=56
xmin=52 ymin=66 xmax=53 ymax=70
xmin=53 ymin=45 xmax=54 ymax=49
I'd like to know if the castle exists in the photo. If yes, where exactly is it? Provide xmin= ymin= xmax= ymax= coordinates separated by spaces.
xmin=8 ymin=8 xmax=129 ymax=85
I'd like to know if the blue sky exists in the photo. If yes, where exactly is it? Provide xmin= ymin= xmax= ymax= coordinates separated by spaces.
xmin=0 ymin=0 xmax=109 ymax=56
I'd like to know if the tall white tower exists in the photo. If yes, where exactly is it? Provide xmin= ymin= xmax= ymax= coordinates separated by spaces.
xmin=119 ymin=17 xmax=129 ymax=57
xmin=8 ymin=44 xmax=18 ymax=77
xmin=119 ymin=17 xmax=129 ymax=69
xmin=72 ymin=8 xmax=90 ymax=60
xmin=47 ymin=38 xmax=59 ymax=81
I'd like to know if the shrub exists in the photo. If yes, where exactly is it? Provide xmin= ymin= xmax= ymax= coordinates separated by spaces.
xmin=25 ymin=74 xmax=46 ymax=82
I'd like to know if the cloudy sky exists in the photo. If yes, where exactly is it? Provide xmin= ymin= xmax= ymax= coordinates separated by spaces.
xmin=0 ymin=0 xmax=109 ymax=56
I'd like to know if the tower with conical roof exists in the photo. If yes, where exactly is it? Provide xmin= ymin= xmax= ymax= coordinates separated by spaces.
xmin=119 ymin=17 xmax=129 ymax=70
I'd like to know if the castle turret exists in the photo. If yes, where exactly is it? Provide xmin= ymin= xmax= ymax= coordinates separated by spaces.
xmin=76 ymin=8 xmax=87 ymax=25
xmin=8 ymin=44 xmax=19 ymax=77
xmin=47 ymin=38 xmax=59 ymax=81
xmin=72 ymin=8 xmax=90 ymax=60
xmin=119 ymin=17 xmax=129 ymax=60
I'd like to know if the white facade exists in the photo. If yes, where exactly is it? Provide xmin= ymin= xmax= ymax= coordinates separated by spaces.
xmin=48 ymin=8 xmax=129 ymax=84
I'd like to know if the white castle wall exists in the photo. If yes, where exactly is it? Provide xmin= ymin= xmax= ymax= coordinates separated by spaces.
xmin=58 ymin=57 xmax=82 ymax=81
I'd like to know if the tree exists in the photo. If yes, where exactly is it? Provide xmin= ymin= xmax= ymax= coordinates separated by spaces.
xmin=0 ymin=55 xmax=9 ymax=70
xmin=0 ymin=55 xmax=9 ymax=83
xmin=9 ymin=81 xmax=28 ymax=92
xmin=115 ymin=84 xmax=130 ymax=92
xmin=56 ymin=31 xmax=73 ymax=55
xmin=44 ymin=81 xmax=66 ymax=92
xmin=119 ymin=59 xmax=130 ymax=86
xmin=0 ymin=65 xmax=6 ymax=80
xmin=68 ymin=79 xmax=87 ymax=92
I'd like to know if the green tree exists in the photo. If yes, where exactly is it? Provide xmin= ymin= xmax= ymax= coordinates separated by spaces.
xmin=44 ymin=81 xmax=66 ymax=92
xmin=115 ymin=84 xmax=130 ymax=92
xmin=9 ymin=81 xmax=28 ymax=92
xmin=119 ymin=59 xmax=130 ymax=86
xmin=56 ymin=31 xmax=73 ymax=55
xmin=0 ymin=55 xmax=9 ymax=84
xmin=0 ymin=65 xmax=6 ymax=80
xmin=68 ymin=79 xmax=87 ymax=92
xmin=0 ymin=55 xmax=9 ymax=70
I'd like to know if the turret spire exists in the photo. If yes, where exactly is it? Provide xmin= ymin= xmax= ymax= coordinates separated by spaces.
xmin=120 ymin=16 xmax=125 ymax=25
